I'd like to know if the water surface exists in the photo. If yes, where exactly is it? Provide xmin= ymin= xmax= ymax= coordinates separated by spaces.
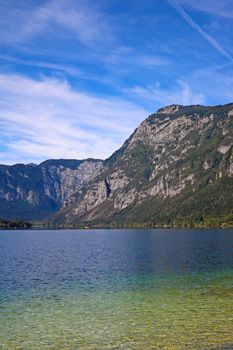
xmin=1 ymin=229 xmax=233 ymax=349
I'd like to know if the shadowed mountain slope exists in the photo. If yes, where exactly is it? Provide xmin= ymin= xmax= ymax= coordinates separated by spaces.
xmin=0 ymin=159 xmax=103 ymax=220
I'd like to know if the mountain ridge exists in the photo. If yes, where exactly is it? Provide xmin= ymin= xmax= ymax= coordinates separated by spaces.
xmin=1 ymin=103 xmax=233 ymax=227
xmin=51 ymin=102 xmax=233 ymax=228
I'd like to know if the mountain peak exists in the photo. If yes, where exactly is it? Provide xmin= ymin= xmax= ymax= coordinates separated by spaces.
xmin=156 ymin=104 xmax=182 ymax=114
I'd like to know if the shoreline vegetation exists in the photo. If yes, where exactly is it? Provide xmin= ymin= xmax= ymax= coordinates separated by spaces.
xmin=0 ymin=219 xmax=31 ymax=229
xmin=1 ymin=216 xmax=233 ymax=230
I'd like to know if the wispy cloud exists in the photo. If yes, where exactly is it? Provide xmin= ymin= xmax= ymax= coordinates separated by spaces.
xmin=0 ymin=54 xmax=83 ymax=77
xmin=0 ymin=1 xmax=169 ymax=78
xmin=0 ymin=73 xmax=149 ymax=164
xmin=178 ymin=0 xmax=233 ymax=19
xmin=125 ymin=80 xmax=205 ymax=107
xmin=167 ymin=0 xmax=233 ymax=63
xmin=0 ymin=0 xmax=113 ymax=48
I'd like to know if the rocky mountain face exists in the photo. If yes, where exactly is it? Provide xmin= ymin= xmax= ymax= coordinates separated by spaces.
xmin=0 ymin=159 xmax=103 ymax=220
xmin=1 ymin=103 xmax=233 ymax=227
xmin=53 ymin=103 xmax=233 ymax=227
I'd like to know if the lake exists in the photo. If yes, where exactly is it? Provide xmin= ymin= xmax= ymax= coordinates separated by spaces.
xmin=0 ymin=229 xmax=233 ymax=350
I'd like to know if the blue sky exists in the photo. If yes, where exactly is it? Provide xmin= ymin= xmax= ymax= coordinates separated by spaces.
xmin=0 ymin=0 xmax=233 ymax=164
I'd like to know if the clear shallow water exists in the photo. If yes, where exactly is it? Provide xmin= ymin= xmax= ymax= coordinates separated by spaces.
xmin=0 ymin=229 xmax=233 ymax=350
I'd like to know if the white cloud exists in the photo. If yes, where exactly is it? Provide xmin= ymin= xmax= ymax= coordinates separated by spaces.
xmin=125 ymin=81 xmax=205 ymax=107
xmin=0 ymin=73 xmax=149 ymax=164
xmin=0 ymin=0 xmax=113 ymax=48
xmin=0 ymin=1 xmax=169 ymax=79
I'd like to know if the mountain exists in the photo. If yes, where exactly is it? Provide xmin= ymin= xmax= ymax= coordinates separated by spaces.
xmin=1 ymin=103 xmax=233 ymax=227
xmin=0 ymin=159 xmax=103 ymax=220
xmin=52 ymin=103 xmax=233 ymax=228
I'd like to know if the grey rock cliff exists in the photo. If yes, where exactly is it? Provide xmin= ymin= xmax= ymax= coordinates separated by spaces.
xmin=54 ymin=103 xmax=233 ymax=226
xmin=0 ymin=159 xmax=103 ymax=220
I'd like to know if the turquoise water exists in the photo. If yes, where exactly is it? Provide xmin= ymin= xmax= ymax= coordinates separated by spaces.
xmin=1 ymin=229 xmax=233 ymax=349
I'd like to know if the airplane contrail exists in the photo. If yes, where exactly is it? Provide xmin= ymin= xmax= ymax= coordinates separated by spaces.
xmin=167 ymin=0 xmax=233 ymax=63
